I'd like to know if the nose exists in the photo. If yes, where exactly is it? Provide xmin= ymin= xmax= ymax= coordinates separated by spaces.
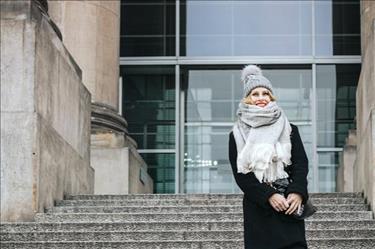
xmin=254 ymin=95 xmax=269 ymax=106
xmin=256 ymin=95 xmax=268 ymax=101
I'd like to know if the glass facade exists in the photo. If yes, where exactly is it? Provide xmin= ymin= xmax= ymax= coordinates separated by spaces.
xmin=121 ymin=66 xmax=175 ymax=150
xmin=180 ymin=1 xmax=312 ymax=56
xmin=141 ymin=153 xmax=176 ymax=193
xmin=120 ymin=0 xmax=361 ymax=193
xmin=180 ymin=66 xmax=314 ymax=193
xmin=315 ymin=0 xmax=361 ymax=55
xmin=318 ymin=152 xmax=340 ymax=192
xmin=316 ymin=64 xmax=360 ymax=192
xmin=120 ymin=1 xmax=176 ymax=56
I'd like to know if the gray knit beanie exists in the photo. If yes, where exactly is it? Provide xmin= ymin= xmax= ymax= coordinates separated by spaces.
xmin=241 ymin=65 xmax=274 ymax=98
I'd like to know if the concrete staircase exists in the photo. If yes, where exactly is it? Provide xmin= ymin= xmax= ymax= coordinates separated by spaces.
xmin=1 ymin=192 xmax=375 ymax=248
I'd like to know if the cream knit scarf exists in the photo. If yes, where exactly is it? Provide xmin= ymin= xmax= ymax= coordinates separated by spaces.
xmin=232 ymin=101 xmax=292 ymax=183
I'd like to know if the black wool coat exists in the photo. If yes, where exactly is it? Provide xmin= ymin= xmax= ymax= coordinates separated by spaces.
xmin=229 ymin=124 xmax=309 ymax=249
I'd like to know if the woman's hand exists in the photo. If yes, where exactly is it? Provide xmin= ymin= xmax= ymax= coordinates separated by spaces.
xmin=268 ymin=193 xmax=289 ymax=212
xmin=285 ymin=193 xmax=303 ymax=215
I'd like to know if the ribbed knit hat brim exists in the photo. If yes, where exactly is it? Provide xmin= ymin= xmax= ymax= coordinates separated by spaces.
xmin=241 ymin=65 xmax=274 ymax=97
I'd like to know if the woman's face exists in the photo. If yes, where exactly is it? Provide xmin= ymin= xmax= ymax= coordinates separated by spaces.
xmin=248 ymin=87 xmax=271 ymax=108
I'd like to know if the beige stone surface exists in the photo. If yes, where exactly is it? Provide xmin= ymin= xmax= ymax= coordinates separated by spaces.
xmin=37 ymin=114 xmax=94 ymax=211
xmin=361 ymin=0 xmax=375 ymax=57
xmin=337 ymin=133 xmax=356 ymax=193
xmin=1 ymin=19 xmax=35 ymax=113
xmin=129 ymin=147 xmax=154 ymax=194
xmin=1 ymin=1 xmax=93 ymax=221
xmin=353 ymin=110 xmax=375 ymax=212
xmin=1 ymin=112 xmax=37 ymax=221
xmin=354 ymin=1 xmax=375 ymax=212
xmin=48 ymin=0 xmax=120 ymax=110
xmin=91 ymin=147 xmax=130 ymax=194
xmin=91 ymin=133 xmax=153 ymax=194
xmin=91 ymin=132 xmax=126 ymax=148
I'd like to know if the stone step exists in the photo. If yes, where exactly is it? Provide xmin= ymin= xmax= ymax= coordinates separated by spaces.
xmin=34 ymin=211 xmax=373 ymax=223
xmin=55 ymin=197 xmax=365 ymax=206
xmin=0 ymin=240 xmax=245 ymax=249
xmin=2 ymin=220 xmax=375 ymax=232
xmin=2 ymin=229 xmax=375 ymax=241
xmin=308 ymin=238 xmax=375 ymax=249
xmin=47 ymin=204 xmax=369 ymax=213
xmin=307 ymin=229 xmax=375 ymax=239
xmin=1 ymin=239 xmax=375 ymax=249
xmin=65 ymin=192 xmax=363 ymax=200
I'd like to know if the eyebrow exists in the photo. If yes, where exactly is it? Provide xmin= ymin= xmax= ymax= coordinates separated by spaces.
xmin=252 ymin=90 xmax=269 ymax=94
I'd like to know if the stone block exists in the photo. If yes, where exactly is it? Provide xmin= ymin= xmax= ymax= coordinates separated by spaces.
xmin=91 ymin=130 xmax=153 ymax=194
xmin=91 ymin=147 xmax=130 ymax=194
xmin=0 ymin=19 xmax=35 ymax=113
xmin=0 ymin=0 xmax=93 ymax=221
xmin=354 ymin=109 xmax=375 ymax=212
xmin=354 ymin=1 xmax=375 ymax=213
xmin=91 ymin=144 xmax=153 ymax=195
xmin=37 ymin=114 xmax=94 ymax=212
xmin=0 ymin=112 xmax=37 ymax=221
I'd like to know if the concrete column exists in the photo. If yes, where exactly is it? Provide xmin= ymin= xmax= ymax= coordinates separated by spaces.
xmin=47 ymin=0 xmax=154 ymax=194
xmin=354 ymin=0 xmax=375 ymax=212
xmin=1 ymin=0 xmax=94 ymax=221
xmin=48 ymin=0 xmax=120 ymax=110
xmin=90 ymin=104 xmax=154 ymax=194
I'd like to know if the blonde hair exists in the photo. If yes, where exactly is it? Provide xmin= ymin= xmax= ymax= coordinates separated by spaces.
xmin=243 ymin=89 xmax=276 ymax=105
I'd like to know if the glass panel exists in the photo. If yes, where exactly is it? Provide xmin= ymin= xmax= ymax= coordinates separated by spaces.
xmin=181 ymin=67 xmax=239 ymax=122
xmin=181 ymin=66 xmax=313 ymax=193
xmin=181 ymin=66 xmax=312 ymax=123
xmin=318 ymin=152 xmax=339 ymax=192
xmin=121 ymin=66 xmax=175 ymax=149
xmin=141 ymin=153 xmax=175 ymax=193
xmin=180 ymin=0 xmax=312 ymax=56
xmin=315 ymin=0 xmax=360 ymax=55
xmin=120 ymin=0 xmax=176 ymax=56
xmin=263 ymin=67 xmax=312 ymax=122
xmin=296 ymin=125 xmax=314 ymax=194
xmin=316 ymin=64 xmax=360 ymax=147
xmin=184 ymin=125 xmax=241 ymax=193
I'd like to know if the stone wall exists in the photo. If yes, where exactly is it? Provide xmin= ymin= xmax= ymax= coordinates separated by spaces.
xmin=1 ymin=1 xmax=94 ymax=221
xmin=354 ymin=0 xmax=375 ymax=212
xmin=48 ymin=0 xmax=120 ymax=110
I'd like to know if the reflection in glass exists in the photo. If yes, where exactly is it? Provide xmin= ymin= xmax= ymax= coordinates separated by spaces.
xmin=120 ymin=0 xmax=176 ymax=56
xmin=316 ymin=64 xmax=360 ymax=147
xmin=184 ymin=125 xmax=241 ymax=193
xmin=181 ymin=67 xmax=240 ymax=122
xmin=295 ymin=126 xmax=314 ymax=195
xmin=318 ymin=152 xmax=339 ymax=192
xmin=181 ymin=66 xmax=313 ymax=193
xmin=121 ymin=66 xmax=175 ymax=149
xmin=141 ymin=153 xmax=175 ymax=193
xmin=315 ymin=0 xmax=360 ymax=55
xmin=262 ymin=67 xmax=312 ymax=122
xmin=180 ymin=0 xmax=312 ymax=56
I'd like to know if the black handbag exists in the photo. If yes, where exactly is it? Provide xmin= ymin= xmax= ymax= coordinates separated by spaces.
xmin=271 ymin=178 xmax=317 ymax=220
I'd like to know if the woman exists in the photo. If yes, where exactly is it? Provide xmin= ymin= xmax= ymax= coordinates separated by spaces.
xmin=229 ymin=65 xmax=309 ymax=249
